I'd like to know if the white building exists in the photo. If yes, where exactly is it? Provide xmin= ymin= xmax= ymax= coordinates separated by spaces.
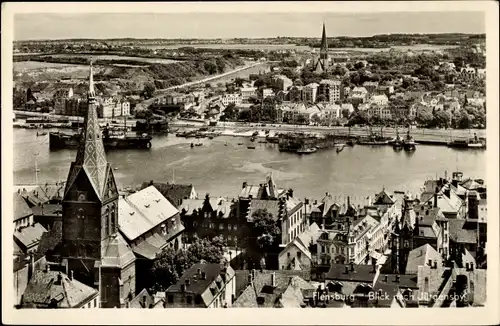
xmin=221 ymin=93 xmax=242 ymax=106
xmin=303 ymin=83 xmax=319 ymax=104
xmin=318 ymin=80 xmax=342 ymax=104
xmin=240 ymin=87 xmax=257 ymax=103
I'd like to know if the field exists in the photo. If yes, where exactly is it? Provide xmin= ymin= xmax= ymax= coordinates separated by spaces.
xmin=13 ymin=61 xmax=85 ymax=71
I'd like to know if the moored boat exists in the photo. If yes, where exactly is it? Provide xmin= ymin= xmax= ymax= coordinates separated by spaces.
xmin=403 ymin=129 xmax=417 ymax=151
xmin=297 ymin=147 xmax=317 ymax=154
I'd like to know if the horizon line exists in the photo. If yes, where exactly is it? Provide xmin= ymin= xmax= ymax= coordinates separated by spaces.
xmin=14 ymin=32 xmax=486 ymax=43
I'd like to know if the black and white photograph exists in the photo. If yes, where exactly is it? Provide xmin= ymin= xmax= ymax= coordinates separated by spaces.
xmin=2 ymin=1 xmax=499 ymax=324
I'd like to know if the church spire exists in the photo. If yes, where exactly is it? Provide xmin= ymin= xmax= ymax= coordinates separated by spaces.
xmin=320 ymin=22 xmax=328 ymax=53
xmin=64 ymin=60 xmax=109 ymax=199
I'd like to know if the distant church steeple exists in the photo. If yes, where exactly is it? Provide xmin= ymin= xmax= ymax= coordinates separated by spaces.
xmin=314 ymin=23 xmax=330 ymax=74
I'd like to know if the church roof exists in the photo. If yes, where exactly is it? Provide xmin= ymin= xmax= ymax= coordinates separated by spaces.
xmin=101 ymin=232 xmax=136 ymax=268
xmin=320 ymin=23 xmax=328 ymax=52
xmin=64 ymin=62 xmax=109 ymax=200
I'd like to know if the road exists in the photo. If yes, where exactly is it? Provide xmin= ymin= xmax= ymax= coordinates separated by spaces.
xmin=136 ymin=61 xmax=267 ymax=109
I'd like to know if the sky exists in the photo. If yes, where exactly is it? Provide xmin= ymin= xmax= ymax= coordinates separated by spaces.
xmin=14 ymin=12 xmax=485 ymax=41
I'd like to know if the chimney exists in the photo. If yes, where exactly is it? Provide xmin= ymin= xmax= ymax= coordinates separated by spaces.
xmin=384 ymin=275 xmax=388 ymax=282
xmin=350 ymin=262 xmax=354 ymax=272
xmin=433 ymin=261 xmax=437 ymax=269
xmin=465 ymin=263 xmax=470 ymax=271
xmin=185 ymin=278 xmax=190 ymax=286
xmin=434 ymin=187 xmax=439 ymax=208
xmin=470 ymin=263 xmax=474 ymax=271
xmin=347 ymin=196 xmax=351 ymax=207
xmin=345 ymin=265 xmax=349 ymax=274
xmin=395 ymin=275 xmax=400 ymax=283
xmin=201 ymin=271 xmax=206 ymax=280
xmin=197 ymin=268 xmax=201 ymax=275
xmin=271 ymin=272 xmax=276 ymax=287
xmin=70 ymin=270 xmax=74 ymax=280
xmin=180 ymin=284 xmax=186 ymax=292
xmin=149 ymin=180 xmax=154 ymax=186
xmin=428 ymin=259 xmax=432 ymax=266
xmin=242 ymin=182 xmax=247 ymax=189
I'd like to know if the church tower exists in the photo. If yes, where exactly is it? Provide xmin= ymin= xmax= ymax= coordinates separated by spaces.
xmin=62 ymin=61 xmax=135 ymax=307
xmin=314 ymin=23 xmax=330 ymax=74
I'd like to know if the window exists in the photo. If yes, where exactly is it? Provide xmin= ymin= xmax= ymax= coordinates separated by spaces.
xmin=94 ymin=298 xmax=97 ymax=307
xmin=168 ymin=295 xmax=174 ymax=303
xmin=444 ymin=235 xmax=448 ymax=243
xmin=287 ymin=252 xmax=291 ymax=258
xmin=228 ymin=235 xmax=232 ymax=241
xmin=424 ymin=277 xmax=430 ymax=294
xmin=88 ymin=302 xmax=91 ymax=308
xmin=187 ymin=296 xmax=192 ymax=304
xmin=233 ymin=224 xmax=237 ymax=231
xmin=228 ymin=224 xmax=232 ymax=231
xmin=234 ymin=236 xmax=237 ymax=243
xmin=219 ymin=223 xmax=224 ymax=230
xmin=297 ymin=251 xmax=302 ymax=259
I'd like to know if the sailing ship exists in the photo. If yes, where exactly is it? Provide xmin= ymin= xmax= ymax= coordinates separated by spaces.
xmin=358 ymin=126 xmax=391 ymax=145
xmin=50 ymin=116 xmax=152 ymax=150
xmin=447 ymin=131 xmax=486 ymax=149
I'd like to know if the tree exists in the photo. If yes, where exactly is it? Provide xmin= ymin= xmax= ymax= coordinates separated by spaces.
xmin=250 ymin=209 xmax=281 ymax=252
xmin=149 ymin=236 xmax=226 ymax=292
xmin=315 ymin=94 xmax=326 ymax=103
xmin=416 ymin=107 xmax=434 ymax=126
xmin=204 ymin=61 xmax=218 ymax=74
xmin=142 ymin=82 xmax=156 ymax=99
xmin=354 ymin=61 xmax=365 ymax=70
xmin=433 ymin=109 xmax=452 ymax=128
xmin=234 ymin=77 xmax=245 ymax=88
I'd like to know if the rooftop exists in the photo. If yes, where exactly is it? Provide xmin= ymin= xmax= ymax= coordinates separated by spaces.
xmin=13 ymin=193 xmax=33 ymax=222
xmin=406 ymin=244 xmax=443 ymax=275
xmin=141 ymin=182 xmax=194 ymax=208
xmin=118 ymin=186 xmax=179 ymax=241
xmin=14 ymin=223 xmax=47 ymax=251
xmin=22 ymin=269 xmax=98 ymax=308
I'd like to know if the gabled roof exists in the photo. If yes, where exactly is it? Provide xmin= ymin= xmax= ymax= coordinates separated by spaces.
xmin=179 ymin=199 xmax=204 ymax=215
xmin=373 ymin=189 xmax=395 ymax=205
xmin=414 ymin=205 xmax=444 ymax=226
xmin=13 ymin=193 xmax=33 ymax=222
xmin=36 ymin=220 xmax=63 ymax=259
xmin=118 ymin=186 xmax=179 ymax=241
xmin=129 ymin=288 xmax=154 ymax=308
xmin=448 ymin=220 xmax=477 ymax=244
xmin=14 ymin=223 xmax=47 ymax=251
xmin=22 ymin=270 xmax=98 ymax=308
xmin=167 ymin=263 xmax=235 ymax=307
xmin=406 ymin=244 xmax=443 ymax=275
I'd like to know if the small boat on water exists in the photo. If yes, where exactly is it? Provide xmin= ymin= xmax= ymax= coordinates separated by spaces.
xmin=37 ymin=131 xmax=47 ymax=136
xmin=391 ymin=128 xmax=404 ymax=150
xmin=403 ymin=129 xmax=417 ymax=152
xmin=195 ymin=143 xmax=203 ymax=147
xmin=247 ymin=145 xmax=256 ymax=149
xmin=336 ymin=146 xmax=345 ymax=153
xmin=238 ymin=142 xmax=244 ymax=145
xmin=225 ymin=142 xmax=228 ymax=146
xmin=208 ymin=136 xmax=214 ymax=139
xmin=358 ymin=126 xmax=391 ymax=145
xmin=297 ymin=147 xmax=317 ymax=154
xmin=250 ymin=136 xmax=256 ymax=142
xmin=190 ymin=143 xmax=194 ymax=148
xmin=334 ymin=143 xmax=346 ymax=148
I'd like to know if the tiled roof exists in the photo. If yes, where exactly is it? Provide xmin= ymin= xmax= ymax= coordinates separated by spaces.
xmin=406 ymin=244 xmax=443 ymax=275
xmin=101 ymin=233 xmax=136 ymax=268
xmin=141 ymin=182 xmax=194 ymax=208
xmin=325 ymin=264 xmax=378 ymax=283
xmin=129 ymin=288 xmax=154 ymax=308
xmin=14 ymin=223 xmax=47 ymax=251
xmin=179 ymin=199 xmax=204 ymax=215
xmin=13 ymin=193 xmax=33 ymax=222
xmin=30 ymin=204 xmax=62 ymax=217
xmin=118 ymin=186 xmax=179 ymax=241
xmin=22 ymin=270 xmax=98 ymax=308
xmin=167 ymin=263 xmax=235 ymax=307
xmin=373 ymin=189 xmax=395 ymax=205
xmin=233 ymin=271 xmax=314 ymax=308
xmin=448 ymin=220 xmax=477 ymax=244
xmin=460 ymin=179 xmax=483 ymax=191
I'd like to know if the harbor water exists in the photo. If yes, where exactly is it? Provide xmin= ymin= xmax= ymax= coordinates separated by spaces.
xmin=13 ymin=128 xmax=486 ymax=200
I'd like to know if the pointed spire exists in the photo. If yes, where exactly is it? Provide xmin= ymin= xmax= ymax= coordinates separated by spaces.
xmin=88 ymin=58 xmax=96 ymax=101
xmin=64 ymin=60 xmax=109 ymax=199
xmin=320 ymin=22 xmax=328 ymax=52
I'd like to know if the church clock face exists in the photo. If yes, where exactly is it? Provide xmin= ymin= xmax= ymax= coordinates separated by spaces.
xmin=77 ymin=191 xmax=87 ymax=201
